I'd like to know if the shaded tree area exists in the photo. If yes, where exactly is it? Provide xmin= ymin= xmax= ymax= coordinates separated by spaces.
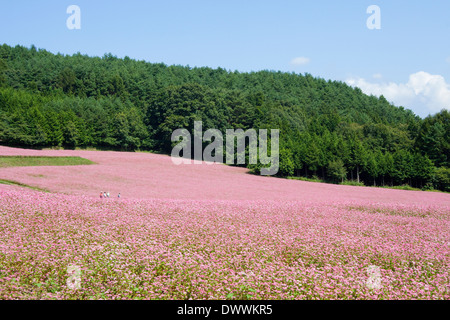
xmin=0 ymin=44 xmax=448 ymax=191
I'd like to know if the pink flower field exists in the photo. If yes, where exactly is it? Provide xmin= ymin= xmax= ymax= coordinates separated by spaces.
xmin=0 ymin=146 xmax=449 ymax=299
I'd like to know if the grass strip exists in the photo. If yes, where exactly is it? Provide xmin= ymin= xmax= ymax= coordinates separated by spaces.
xmin=0 ymin=156 xmax=95 ymax=168
xmin=0 ymin=179 xmax=50 ymax=192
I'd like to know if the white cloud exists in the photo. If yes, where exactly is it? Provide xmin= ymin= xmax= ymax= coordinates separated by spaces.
xmin=372 ymin=73 xmax=383 ymax=79
xmin=346 ymin=71 xmax=450 ymax=117
xmin=290 ymin=57 xmax=310 ymax=66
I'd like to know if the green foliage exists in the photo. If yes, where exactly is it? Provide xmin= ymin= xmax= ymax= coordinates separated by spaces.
xmin=340 ymin=180 xmax=365 ymax=187
xmin=0 ymin=58 xmax=7 ymax=87
xmin=278 ymin=148 xmax=294 ymax=177
xmin=327 ymin=159 xmax=347 ymax=183
xmin=415 ymin=110 xmax=449 ymax=167
xmin=383 ymin=185 xmax=419 ymax=191
xmin=0 ymin=44 xmax=448 ymax=191
xmin=432 ymin=167 xmax=450 ymax=192
xmin=287 ymin=176 xmax=323 ymax=183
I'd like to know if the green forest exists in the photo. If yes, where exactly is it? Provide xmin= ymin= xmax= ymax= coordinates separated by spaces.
xmin=0 ymin=44 xmax=448 ymax=191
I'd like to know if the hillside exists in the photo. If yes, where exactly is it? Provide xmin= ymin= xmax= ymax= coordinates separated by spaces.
xmin=1 ymin=145 xmax=448 ymax=205
xmin=0 ymin=44 xmax=449 ymax=191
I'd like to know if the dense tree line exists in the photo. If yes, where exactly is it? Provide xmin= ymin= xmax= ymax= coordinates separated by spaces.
xmin=0 ymin=44 xmax=448 ymax=191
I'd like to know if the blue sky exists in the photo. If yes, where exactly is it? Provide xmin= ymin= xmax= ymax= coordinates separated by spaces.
xmin=0 ymin=0 xmax=449 ymax=117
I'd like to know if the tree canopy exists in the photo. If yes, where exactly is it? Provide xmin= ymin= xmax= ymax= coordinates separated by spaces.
xmin=0 ymin=44 xmax=448 ymax=191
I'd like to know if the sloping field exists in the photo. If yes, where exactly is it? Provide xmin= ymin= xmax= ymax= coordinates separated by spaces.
xmin=0 ymin=146 xmax=448 ymax=205
xmin=0 ymin=146 xmax=449 ymax=299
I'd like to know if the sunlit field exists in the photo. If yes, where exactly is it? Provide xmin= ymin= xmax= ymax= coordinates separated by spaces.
xmin=0 ymin=146 xmax=449 ymax=300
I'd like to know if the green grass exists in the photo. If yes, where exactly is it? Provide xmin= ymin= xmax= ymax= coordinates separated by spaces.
xmin=286 ymin=176 xmax=448 ymax=193
xmin=379 ymin=185 xmax=422 ymax=191
xmin=0 ymin=179 xmax=49 ymax=192
xmin=0 ymin=156 xmax=95 ymax=168
xmin=340 ymin=180 xmax=366 ymax=187
xmin=287 ymin=176 xmax=323 ymax=183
